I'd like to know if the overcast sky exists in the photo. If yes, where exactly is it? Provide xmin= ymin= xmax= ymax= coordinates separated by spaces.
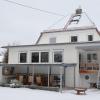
xmin=0 ymin=0 xmax=100 ymax=47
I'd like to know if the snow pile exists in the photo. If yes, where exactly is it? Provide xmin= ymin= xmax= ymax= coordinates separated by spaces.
xmin=0 ymin=87 xmax=100 ymax=100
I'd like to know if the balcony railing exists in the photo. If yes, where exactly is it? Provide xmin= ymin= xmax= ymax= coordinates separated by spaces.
xmin=79 ymin=63 xmax=99 ymax=74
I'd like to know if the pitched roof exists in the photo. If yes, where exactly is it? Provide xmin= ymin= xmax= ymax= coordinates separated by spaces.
xmin=43 ymin=8 xmax=97 ymax=33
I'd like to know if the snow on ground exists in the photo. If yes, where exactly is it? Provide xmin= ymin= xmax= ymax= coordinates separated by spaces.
xmin=0 ymin=87 xmax=100 ymax=100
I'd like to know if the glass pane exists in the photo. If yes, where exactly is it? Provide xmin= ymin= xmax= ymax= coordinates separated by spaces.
xmin=93 ymin=53 xmax=97 ymax=60
xmin=31 ymin=52 xmax=39 ymax=63
xmin=87 ymin=54 xmax=91 ymax=62
xmin=20 ymin=53 xmax=27 ymax=63
xmin=54 ymin=51 xmax=62 ymax=62
xmin=88 ymin=35 xmax=93 ymax=41
xmin=71 ymin=36 xmax=77 ymax=42
xmin=41 ymin=52 xmax=49 ymax=62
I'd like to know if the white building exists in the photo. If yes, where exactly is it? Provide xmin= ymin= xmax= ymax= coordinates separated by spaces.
xmin=1 ymin=8 xmax=100 ymax=89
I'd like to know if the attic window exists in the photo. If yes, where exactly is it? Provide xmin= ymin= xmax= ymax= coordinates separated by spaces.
xmin=88 ymin=35 xmax=93 ymax=41
xmin=71 ymin=36 xmax=78 ymax=42
xmin=49 ymin=37 xmax=56 ymax=44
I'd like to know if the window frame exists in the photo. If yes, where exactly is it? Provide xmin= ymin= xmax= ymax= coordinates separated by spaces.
xmin=41 ymin=52 xmax=49 ymax=63
xmin=53 ymin=50 xmax=63 ymax=63
xmin=87 ymin=53 xmax=98 ymax=62
xmin=19 ymin=52 xmax=27 ymax=63
xmin=88 ymin=35 xmax=93 ymax=41
xmin=31 ymin=52 xmax=39 ymax=63
xmin=30 ymin=50 xmax=49 ymax=63
xmin=71 ymin=36 xmax=78 ymax=42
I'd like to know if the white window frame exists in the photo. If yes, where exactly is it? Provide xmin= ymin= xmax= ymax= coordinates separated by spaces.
xmin=18 ymin=51 xmax=27 ymax=63
xmin=71 ymin=36 xmax=78 ymax=42
xmin=53 ymin=50 xmax=64 ymax=64
xmin=30 ymin=50 xmax=50 ymax=64
xmin=88 ymin=34 xmax=93 ymax=42
xmin=86 ymin=51 xmax=98 ymax=63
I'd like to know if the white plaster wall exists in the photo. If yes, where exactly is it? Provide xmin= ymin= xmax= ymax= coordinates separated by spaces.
xmin=8 ymin=44 xmax=79 ymax=87
xmin=8 ymin=43 xmax=100 ymax=87
xmin=8 ymin=44 xmax=78 ymax=64
xmin=38 ymin=29 xmax=100 ymax=44
xmin=65 ymin=67 xmax=75 ymax=87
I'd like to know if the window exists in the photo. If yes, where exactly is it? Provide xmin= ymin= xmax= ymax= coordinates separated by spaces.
xmin=19 ymin=53 xmax=27 ymax=63
xmin=49 ymin=37 xmax=56 ymax=44
xmin=79 ymin=53 xmax=82 ymax=62
xmin=41 ymin=52 xmax=49 ymax=62
xmin=54 ymin=51 xmax=63 ymax=62
xmin=88 ymin=35 xmax=93 ymax=41
xmin=87 ymin=54 xmax=91 ymax=62
xmin=71 ymin=36 xmax=77 ymax=42
xmin=93 ymin=53 xmax=97 ymax=60
xmin=87 ymin=53 xmax=97 ymax=62
xmin=31 ymin=52 xmax=39 ymax=63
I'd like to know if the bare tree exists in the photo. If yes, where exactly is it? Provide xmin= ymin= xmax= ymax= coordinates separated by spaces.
xmin=2 ymin=42 xmax=20 ymax=63
xmin=3 ymin=49 xmax=8 ymax=63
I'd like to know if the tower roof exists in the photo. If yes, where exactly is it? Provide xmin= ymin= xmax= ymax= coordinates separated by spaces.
xmin=43 ymin=8 xmax=97 ymax=33
xmin=64 ymin=9 xmax=96 ymax=30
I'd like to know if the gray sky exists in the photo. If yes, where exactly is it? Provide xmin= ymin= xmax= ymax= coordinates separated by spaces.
xmin=0 ymin=0 xmax=100 ymax=46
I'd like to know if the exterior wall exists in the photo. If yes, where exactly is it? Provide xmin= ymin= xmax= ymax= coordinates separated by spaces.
xmin=7 ymin=43 xmax=100 ymax=88
xmin=77 ymin=49 xmax=100 ymax=88
xmin=8 ymin=44 xmax=78 ymax=87
xmin=8 ymin=44 xmax=78 ymax=64
xmin=37 ymin=29 xmax=100 ymax=44
xmin=0 ymin=67 xmax=3 ymax=83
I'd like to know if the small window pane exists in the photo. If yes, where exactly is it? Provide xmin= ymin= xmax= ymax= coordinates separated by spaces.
xmin=93 ymin=53 xmax=97 ymax=60
xmin=20 ymin=53 xmax=27 ymax=63
xmin=31 ymin=52 xmax=39 ymax=63
xmin=41 ymin=52 xmax=49 ymax=62
xmin=88 ymin=35 xmax=93 ymax=41
xmin=54 ymin=51 xmax=63 ymax=62
xmin=87 ymin=54 xmax=91 ymax=62
xmin=71 ymin=36 xmax=77 ymax=42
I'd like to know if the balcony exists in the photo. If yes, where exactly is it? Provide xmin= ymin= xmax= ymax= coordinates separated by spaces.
xmin=79 ymin=63 xmax=99 ymax=74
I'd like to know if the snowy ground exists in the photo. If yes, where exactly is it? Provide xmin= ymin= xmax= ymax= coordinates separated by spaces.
xmin=0 ymin=87 xmax=100 ymax=100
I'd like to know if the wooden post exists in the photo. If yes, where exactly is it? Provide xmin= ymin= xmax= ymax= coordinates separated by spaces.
xmin=32 ymin=65 xmax=34 ymax=84
xmin=74 ymin=66 xmax=76 ymax=88
xmin=60 ymin=66 xmax=63 ymax=93
xmin=48 ymin=66 xmax=50 ymax=87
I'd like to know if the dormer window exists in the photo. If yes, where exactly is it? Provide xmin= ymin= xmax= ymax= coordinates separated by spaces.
xmin=88 ymin=35 xmax=93 ymax=41
xmin=71 ymin=36 xmax=78 ymax=42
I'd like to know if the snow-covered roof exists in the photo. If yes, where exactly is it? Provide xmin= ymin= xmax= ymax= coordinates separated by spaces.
xmin=64 ymin=12 xmax=96 ymax=30
xmin=43 ymin=8 xmax=97 ymax=33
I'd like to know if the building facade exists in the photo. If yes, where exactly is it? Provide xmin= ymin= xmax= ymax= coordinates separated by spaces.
xmin=1 ymin=8 xmax=100 ymax=89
